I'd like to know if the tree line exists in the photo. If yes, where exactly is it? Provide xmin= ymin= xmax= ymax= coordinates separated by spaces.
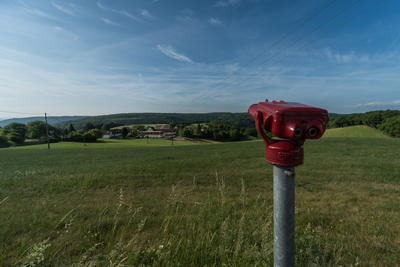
xmin=0 ymin=121 xmax=104 ymax=147
xmin=328 ymin=109 xmax=400 ymax=137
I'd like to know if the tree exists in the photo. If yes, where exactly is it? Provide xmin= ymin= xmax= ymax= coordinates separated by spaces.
xmin=121 ymin=127 xmax=129 ymax=138
xmin=3 ymin=122 xmax=27 ymax=138
xmin=84 ymin=123 xmax=95 ymax=132
xmin=7 ymin=131 xmax=25 ymax=143
xmin=195 ymin=123 xmax=202 ymax=137
xmin=26 ymin=120 xmax=59 ymax=140
xmin=88 ymin=129 xmax=104 ymax=139
xmin=377 ymin=115 xmax=400 ymax=137
xmin=68 ymin=123 xmax=76 ymax=132
xmin=101 ymin=124 xmax=110 ymax=131
xmin=0 ymin=134 xmax=8 ymax=146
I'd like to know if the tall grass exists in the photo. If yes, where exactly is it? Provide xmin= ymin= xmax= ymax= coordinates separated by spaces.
xmin=1 ymin=137 xmax=400 ymax=266
xmin=12 ymin=174 xmax=345 ymax=266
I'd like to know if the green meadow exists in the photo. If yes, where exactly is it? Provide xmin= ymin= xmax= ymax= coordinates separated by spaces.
xmin=323 ymin=125 xmax=391 ymax=138
xmin=1 ymin=126 xmax=399 ymax=266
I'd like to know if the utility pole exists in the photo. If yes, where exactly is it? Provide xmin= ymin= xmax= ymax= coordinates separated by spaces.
xmin=45 ymin=113 xmax=50 ymax=149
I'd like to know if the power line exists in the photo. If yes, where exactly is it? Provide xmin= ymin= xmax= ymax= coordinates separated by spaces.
xmin=185 ymin=0 xmax=384 ymax=112
xmin=181 ymin=0 xmax=362 ymax=113
xmin=0 ymin=110 xmax=43 ymax=115
xmin=174 ymin=0 xmax=337 ymax=113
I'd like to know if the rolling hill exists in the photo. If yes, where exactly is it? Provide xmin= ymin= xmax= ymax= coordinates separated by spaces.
xmin=0 ymin=116 xmax=90 ymax=128
xmin=323 ymin=125 xmax=391 ymax=138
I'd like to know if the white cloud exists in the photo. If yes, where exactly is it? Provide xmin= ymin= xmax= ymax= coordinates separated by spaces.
xmin=322 ymin=47 xmax=356 ymax=63
xmin=54 ymin=26 xmax=64 ymax=31
xmin=354 ymin=100 xmax=400 ymax=108
xmin=360 ymin=55 xmax=370 ymax=62
xmin=157 ymin=45 xmax=193 ymax=63
xmin=209 ymin=17 xmax=222 ymax=25
xmin=69 ymin=3 xmax=84 ymax=13
xmin=101 ymin=18 xmax=120 ymax=26
xmin=51 ymin=2 xmax=75 ymax=16
xmin=120 ymin=10 xmax=145 ymax=23
xmin=18 ymin=0 xmax=29 ymax=8
xmin=214 ymin=0 xmax=241 ymax=7
xmin=97 ymin=1 xmax=107 ymax=11
xmin=175 ymin=11 xmax=202 ymax=27
xmin=141 ymin=10 xmax=156 ymax=19
xmin=22 ymin=7 xmax=60 ymax=21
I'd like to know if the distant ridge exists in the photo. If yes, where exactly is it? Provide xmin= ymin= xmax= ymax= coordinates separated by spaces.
xmin=0 ymin=116 xmax=90 ymax=128
xmin=53 ymin=112 xmax=343 ymax=130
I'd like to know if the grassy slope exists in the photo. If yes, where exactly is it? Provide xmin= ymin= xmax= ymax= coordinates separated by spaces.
xmin=0 ymin=129 xmax=399 ymax=266
xmin=8 ymin=138 xmax=200 ymax=150
xmin=323 ymin=125 xmax=390 ymax=138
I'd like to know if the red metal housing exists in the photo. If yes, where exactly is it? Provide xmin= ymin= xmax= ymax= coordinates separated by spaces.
xmin=248 ymin=99 xmax=329 ymax=166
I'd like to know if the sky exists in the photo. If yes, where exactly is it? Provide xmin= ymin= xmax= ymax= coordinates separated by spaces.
xmin=0 ymin=0 xmax=399 ymax=119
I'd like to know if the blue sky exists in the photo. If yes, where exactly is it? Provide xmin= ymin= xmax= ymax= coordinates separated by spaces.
xmin=0 ymin=0 xmax=399 ymax=119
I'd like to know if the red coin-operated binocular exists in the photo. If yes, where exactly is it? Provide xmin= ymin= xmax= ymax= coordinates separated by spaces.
xmin=248 ymin=99 xmax=329 ymax=166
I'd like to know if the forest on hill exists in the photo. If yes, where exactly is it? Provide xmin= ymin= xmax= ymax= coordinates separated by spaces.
xmin=328 ymin=110 xmax=400 ymax=137
xmin=0 ymin=116 xmax=89 ymax=128
xmin=54 ymin=112 xmax=343 ymax=130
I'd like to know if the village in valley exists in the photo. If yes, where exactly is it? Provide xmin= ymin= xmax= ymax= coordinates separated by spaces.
xmin=102 ymin=125 xmax=180 ymax=139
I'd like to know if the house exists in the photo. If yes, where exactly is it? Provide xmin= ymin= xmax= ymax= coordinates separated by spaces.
xmin=140 ymin=125 xmax=179 ymax=139
xmin=102 ymin=129 xmax=123 ymax=139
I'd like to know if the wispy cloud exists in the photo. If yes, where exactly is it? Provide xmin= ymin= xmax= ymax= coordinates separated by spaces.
xmin=20 ymin=7 xmax=65 ymax=22
xmin=354 ymin=100 xmax=400 ymax=108
xmin=209 ymin=17 xmax=222 ymax=25
xmin=69 ymin=3 xmax=85 ymax=13
xmin=51 ymin=2 xmax=75 ymax=16
xmin=141 ymin=10 xmax=156 ymax=19
xmin=157 ymin=45 xmax=193 ymax=63
xmin=101 ymin=18 xmax=121 ymax=26
xmin=322 ymin=47 xmax=356 ymax=63
xmin=97 ymin=1 xmax=107 ymax=11
xmin=214 ymin=0 xmax=241 ymax=7
xmin=18 ymin=0 xmax=29 ymax=8
xmin=120 ymin=10 xmax=145 ymax=23
xmin=175 ymin=10 xmax=202 ymax=27
xmin=53 ymin=26 xmax=78 ymax=40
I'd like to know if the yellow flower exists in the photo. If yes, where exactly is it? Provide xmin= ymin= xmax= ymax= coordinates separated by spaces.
xmin=372 ymin=216 xmax=374 ymax=218
xmin=340 ymin=220 xmax=342 ymax=222
xmin=88 ymin=231 xmax=91 ymax=233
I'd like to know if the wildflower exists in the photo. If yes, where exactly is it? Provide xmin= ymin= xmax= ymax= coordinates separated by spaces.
xmin=340 ymin=220 xmax=342 ymax=223
xmin=88 ymin=231 xmax=91 ymax=233
xmin=159 ymin=245 xmax=164 ymax=249
xmin=372 ymin=216 xmax=374 ymax=218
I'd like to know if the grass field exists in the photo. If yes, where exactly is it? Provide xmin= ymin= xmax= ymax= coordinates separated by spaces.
xmin=323 ymin=125 xmax=391 ymax=138
xmin=1 ymin=127 xmax=400 ymax=266
xmin=8 ymin=138 xmax=202 ymax=150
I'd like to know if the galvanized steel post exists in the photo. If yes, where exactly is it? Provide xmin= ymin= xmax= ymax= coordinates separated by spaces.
xmin=273 ymin=165 xmax=295 ymax=267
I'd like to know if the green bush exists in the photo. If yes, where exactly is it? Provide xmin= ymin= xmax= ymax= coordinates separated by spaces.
xmin=63 ymin=132 xmax=97 ymax=142
xmin=377 ymin=115 xmax=400 ymax=137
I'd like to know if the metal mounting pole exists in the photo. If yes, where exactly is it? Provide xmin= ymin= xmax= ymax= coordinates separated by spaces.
xmin=273 ymin=165 xmax=295 ymax=267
